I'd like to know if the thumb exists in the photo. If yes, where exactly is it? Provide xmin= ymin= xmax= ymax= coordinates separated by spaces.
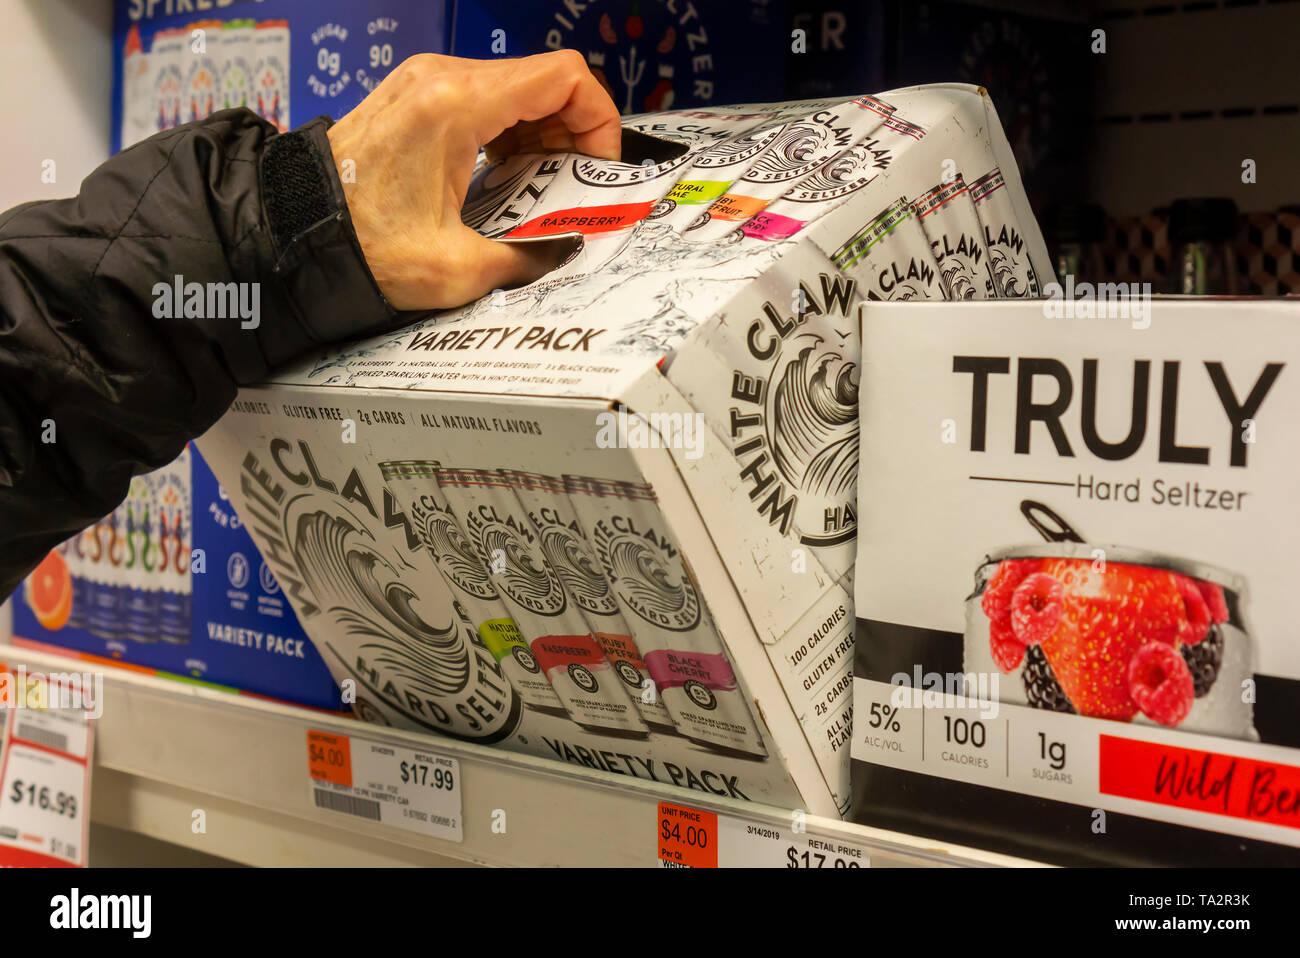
xmin=453 ymin=227 xmax=581 ymax=304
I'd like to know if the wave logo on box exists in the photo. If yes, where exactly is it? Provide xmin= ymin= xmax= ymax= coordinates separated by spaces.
xmin=410 ymin=497 xmax=497 ymax=600
xmin=462 ymin=505 xmax=568 ymax=617
xmin=590 ymin=516 xmax=700 ymax=632
xmin=728 ymin=271 xmax=859 ymax=547
xmin=688 ymin=120 xmax=784 ymax=170
xmin=786 ymin=139 xmax=887 ymax=204
xmin=237 ymin=440 xmax=520 ymax=742
xmin=743 ymin=108 xmax=862 ymax=184
xmin=532 ymin=518 xmax=619 ymax=616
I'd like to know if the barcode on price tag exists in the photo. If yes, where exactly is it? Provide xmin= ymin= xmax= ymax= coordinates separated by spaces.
xmin=307 ymin=730 xmax=463 ymax=842
xmin=657 ymin=802 xmax=870 ymax=868
xmin=0 ymin=700 xmax=93 ymax=868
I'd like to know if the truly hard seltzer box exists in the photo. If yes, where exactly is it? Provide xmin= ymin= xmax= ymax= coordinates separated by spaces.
xmin=851 ymin=297 xmax=1300 ymax=862
xmin=198 ymin=85 xmax=1050 ymax=815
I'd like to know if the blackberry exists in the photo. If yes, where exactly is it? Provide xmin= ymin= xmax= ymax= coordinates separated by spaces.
xmin=1022 ymin=644 xmax=1075 ymax=713
xmin=1182 ymin=624 xmax=1224 ymax=698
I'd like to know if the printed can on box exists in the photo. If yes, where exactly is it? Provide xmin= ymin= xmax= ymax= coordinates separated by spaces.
xmin=502 ymin=469 xmax=677 ymax=732
xmin=379 ymin=460 xmax=568 ymax=718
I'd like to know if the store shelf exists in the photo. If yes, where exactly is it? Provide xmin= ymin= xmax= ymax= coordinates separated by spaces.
xmin=1 ymin=645 xmax=1040 ymax=868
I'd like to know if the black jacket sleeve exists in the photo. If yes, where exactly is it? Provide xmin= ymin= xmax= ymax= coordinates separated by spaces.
xmin=0 ymin=108 xmax=404 ymax=601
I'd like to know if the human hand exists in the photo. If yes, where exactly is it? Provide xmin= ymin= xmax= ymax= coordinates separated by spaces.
xmin=326 ymin=51 xmax=622 ymax=311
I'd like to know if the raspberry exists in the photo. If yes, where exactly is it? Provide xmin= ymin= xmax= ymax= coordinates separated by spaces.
xmin=1197 ymin=580 xmax=1229 ymax=625
xmin=1175 ymin=573 xmax=1211 ymax=645
xmin=989 ymin=617 xmax=1025 ymax=672
xmin=1010 ymin=573 xmax=1064 ymax=645
xmin=1127 ymin=641 xmax=1195 ymax=727
xmin=980 ymin=559 xmax=1039 ymax=624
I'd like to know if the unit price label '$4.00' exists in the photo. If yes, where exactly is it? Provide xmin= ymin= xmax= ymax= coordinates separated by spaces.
xmin=657 ymin=802 xmax=868 ymax=868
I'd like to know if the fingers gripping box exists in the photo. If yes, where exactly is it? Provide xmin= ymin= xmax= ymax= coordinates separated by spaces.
xmin=851 ymin=298 xmax=1300 ymax=863
xmin=198 ymin=85 xmax=1049 ymax=815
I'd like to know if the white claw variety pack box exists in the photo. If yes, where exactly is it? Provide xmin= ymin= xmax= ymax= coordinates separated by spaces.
xmin=850 ymin=297 xmax=1300 ymax=864
xmin=196 ymin=84 xmax=1050 ymax=815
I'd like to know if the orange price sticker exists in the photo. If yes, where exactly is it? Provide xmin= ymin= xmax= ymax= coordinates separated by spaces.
xmin=657 ymin=802 xmax=717 ymax=868
xmin=307 ymin=730 xmax=352 ymax=788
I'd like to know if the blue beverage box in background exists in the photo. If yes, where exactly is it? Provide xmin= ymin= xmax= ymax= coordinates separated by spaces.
xmin=452 ymin=1 xmax=789 ymax=114
xmin=112 ymin=1 xmax=788 ymax=152
xmin=13 ymin=446 xmax=344 ymax=712
xmin=112 ymin=0 xmax=455 ymax=152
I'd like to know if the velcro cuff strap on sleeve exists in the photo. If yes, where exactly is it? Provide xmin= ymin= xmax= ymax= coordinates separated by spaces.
xmin=260 ymin=116 xmax=397 ymax=343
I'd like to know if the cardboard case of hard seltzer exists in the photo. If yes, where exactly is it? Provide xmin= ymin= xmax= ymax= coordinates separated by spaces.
xmin=197 ymin=84 xmax=1051 ymax=815
xmin=851 ymin=296 xmax=1300 ymax=863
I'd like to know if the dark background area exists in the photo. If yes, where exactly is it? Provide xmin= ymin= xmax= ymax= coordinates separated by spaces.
xmin=463 ymin=0 xmax=1300 ymax=293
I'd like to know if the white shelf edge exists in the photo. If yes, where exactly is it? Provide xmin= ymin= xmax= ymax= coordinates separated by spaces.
xmin=1 ymin=644 xmax=1044 ymax=868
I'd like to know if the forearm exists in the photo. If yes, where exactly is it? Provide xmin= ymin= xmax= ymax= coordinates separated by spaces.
xmin=0 ymin=108 xmax=398 ymax=599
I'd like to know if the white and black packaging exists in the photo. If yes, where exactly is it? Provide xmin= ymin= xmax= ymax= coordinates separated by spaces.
xmin=852 ymin=298 xmax=1300 ymax=864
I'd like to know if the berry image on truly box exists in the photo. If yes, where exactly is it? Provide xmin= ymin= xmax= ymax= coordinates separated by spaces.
xmin=963 ymin=501 xmax=1254 ymax=739
xmin=975 ymin=554 xmax=1240 ymax=729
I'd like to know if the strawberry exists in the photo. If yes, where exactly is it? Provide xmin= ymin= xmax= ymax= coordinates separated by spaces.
xmin=1197 ymin=579 xmax=1229 ymax=624
xmin=1036 ymin=560 xmax=1187 ymax=721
